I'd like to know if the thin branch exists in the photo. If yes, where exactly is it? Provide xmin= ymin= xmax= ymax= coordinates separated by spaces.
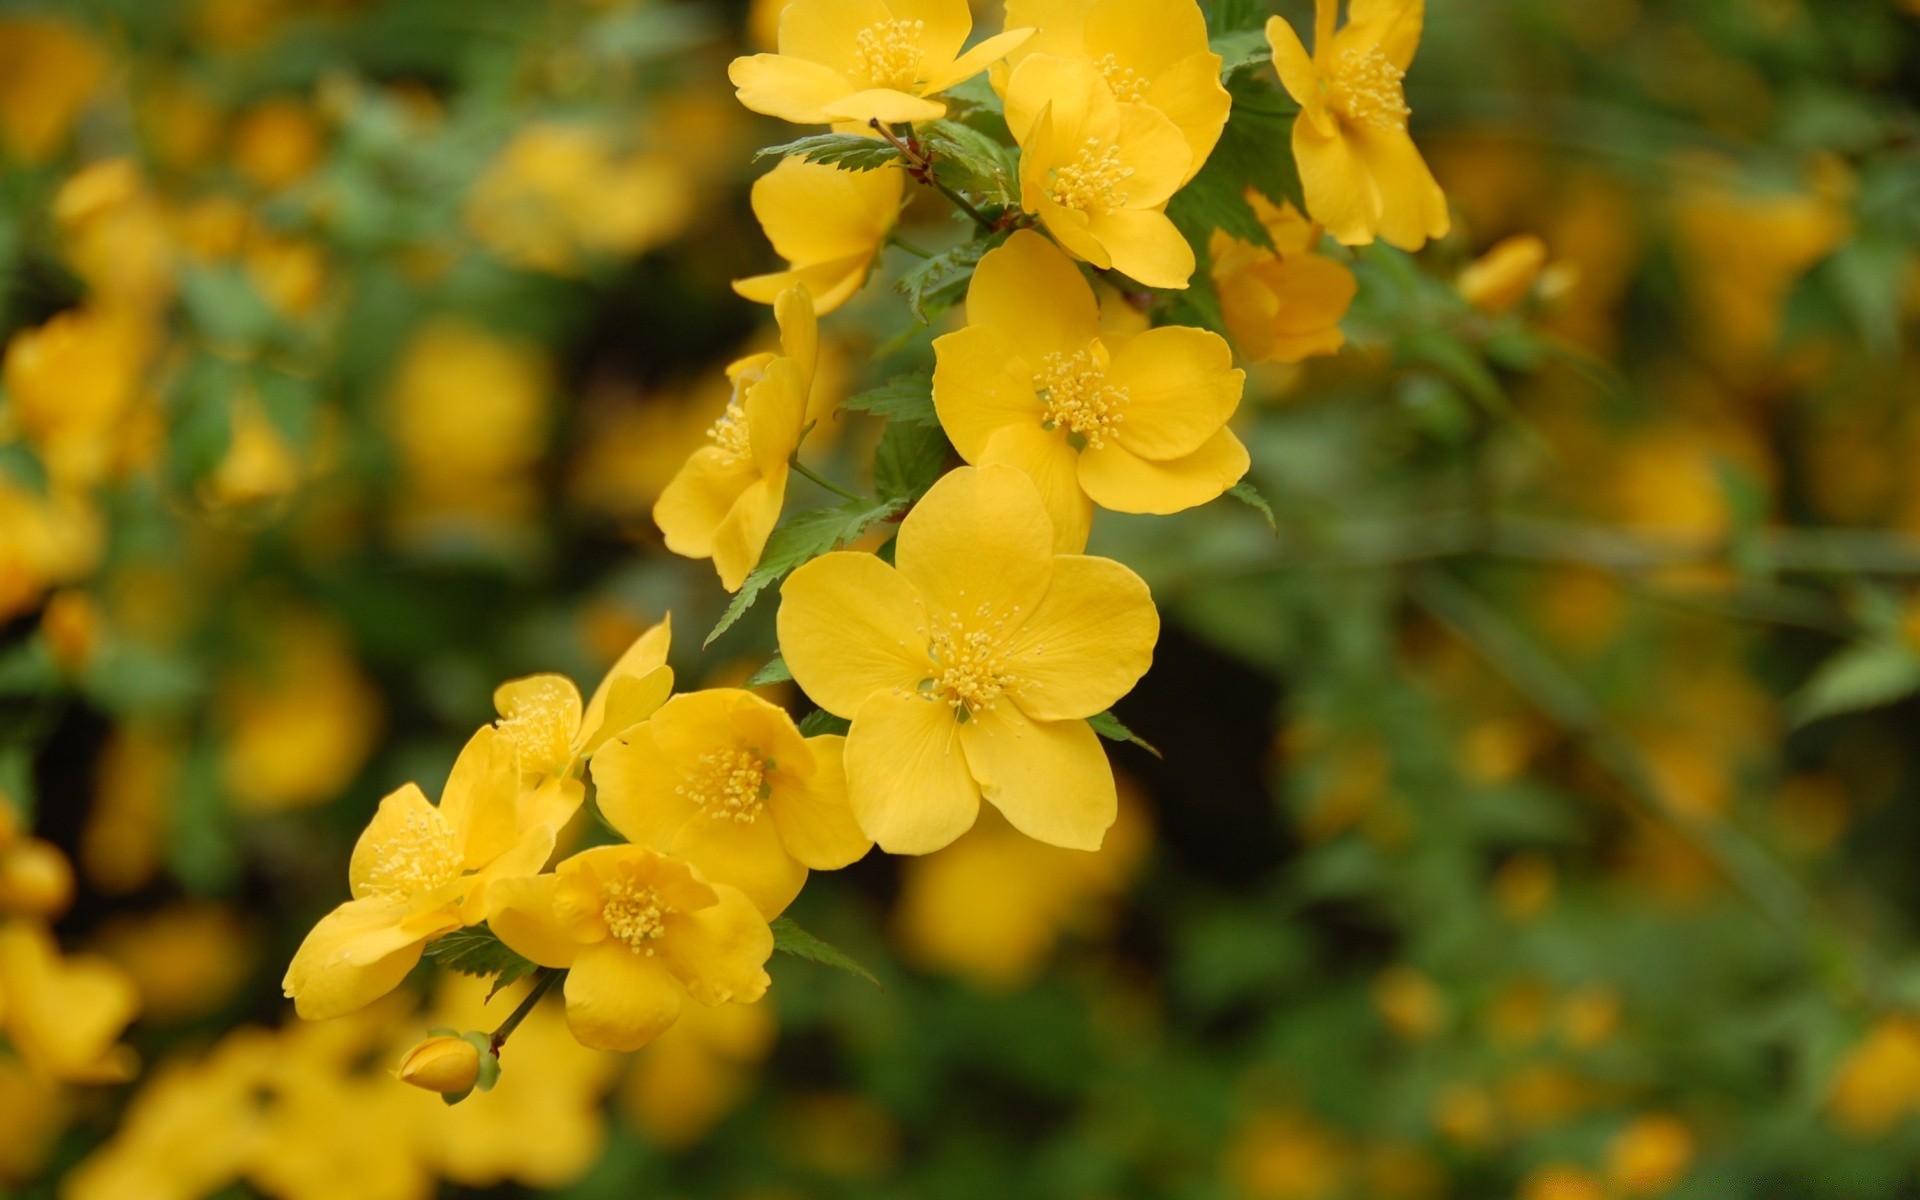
xmin=789 ymin=457 xmax=867 ymax=504
xmin=489 ymin=967 xmax=561 ymax=1054
xmin=867 ymin=119 xmax=999 ymax=233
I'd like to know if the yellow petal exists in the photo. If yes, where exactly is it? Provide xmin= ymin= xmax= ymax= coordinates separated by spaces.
xmin=1111 ymin=100 xmax=1192 ymax=207
xmin=962 ymin=228 xmax=1102 ymax=363
xmin=592 ymin=724 xmax=702 ymax=849
xmin=960 ymin=708 xmax=1117 ymax=850
xmin=1004 ymin=553 xmax=1158 ymax=720
xmin=463 ymin=824 xmax=558 ymax=925
xmin=729 ymin=53 xmax=856 ymax=124
xmin=1141 ymin=50 xmax=1233 ymax=185
xmin=658 ymin=881 xmax=774 ymax=1005
xmin=669 ymin=814 xmax=808 ymax=919
xmin=0 ymin=924 xmax=139 ymax=1083
xmin=581 ymin=613 xmax=672 ymax=739
xmin=919 ymin=27 xmax=1036 ymax=94
xmin=1257 ymin=252 xmax=1356 ymax=362
xmin=578 ymin=663 xmax=674 ymax=757
xmin=492 ymin=673 xmax=585 ymax=778
xmin=436 ymin=725 xmax=520 ymax=868
xmin=932 ymin=326 xmax=1045 ymax=461
xmin=734 ymin=253 xmax=879 ymax=315
xmin=979 ymin=421 xmax=1092 ymax=553
xmin=1348 ymin=123 xmax=1451 ymax=251
xmin=778 ymin=550 xmax=930 ymax=717
xmin=282 ymin=896 xmax=428 ymax=1019
xmin=348 ymin=783 xmax=452 ymax=901
xmin=712 ymin=472 xmax=789 ymax=593
xmin=745 ymin=357 xmax=807 ymax=476
xmin=564 ymin=940 xmax=683 ymax=1052
xmin=846 ymin=688 xmax=982 ymax=854
xmin=487 ymin=874 xmax=590 ymax=968
xmin=1102 ymin=325 xmax=1243 ymax=459
xmin=1293 ymin=118 xmax=1382 ymax=246
xmin=1083 ymin=0 xmax=1207 ymax=77
xmin=518 ymin=775 xmax=587 ymax=837
xmin=1347 ymin=0 xmax=1424 ymax=70
xmin=1087 ymin=206 xmax=1194 ymax=289
xmin=894 ymin=464 xmax=1056 ymax=624
xmin=1036 ymin=191 xmax=1113 ymax=268
xmin=656 ymin=446 xmax=759 ymax=561
xmin=773 ymin=285 xmax=820 ymax=400
xmin=1078 ymin=425 xmax=1249 ymax=514
xmin=779 ymin=0 xmax=895 ymax=79
xmin=770 ymin=733 xmax=874 ymax=869
xmin=1005 ymin=55 xmax=1100 ymax=146
xmin=1265 ymin=16 xmax=1325 ymax=124
xmin=883 ymin=0 xmax=972 ymax=67
xmin=820 ymin=88 xmax=948 ymax=124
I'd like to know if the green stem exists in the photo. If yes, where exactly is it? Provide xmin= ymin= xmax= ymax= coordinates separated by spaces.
xmin=790 ymin=457 xmax=867 ymax=504
xmin=489 ymin=967 xmax=561 ymax=1054
xmin=867 ymin=119 xmax=999 ymax=234
xmin=889 ymin=233 xmax=934 ymax=259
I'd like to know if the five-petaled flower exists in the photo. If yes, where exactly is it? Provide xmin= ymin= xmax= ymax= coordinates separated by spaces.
xmin=934 ymin=230 xmax=1247 ymax=551
xmin=734 ymin=155 xmax=905 ymax=315
xmin=593 ymin=687 xmax=871 ymax=918
xmin=1211 ymin=192 xmax=1359 ymax=363
xmin=776 ymin=464 xmax=1159 ymax=854
xmin=1266 ymin=0 xmax=1449 ymax=250
xmin=488 ymin=845 xmax=773 ymax=1052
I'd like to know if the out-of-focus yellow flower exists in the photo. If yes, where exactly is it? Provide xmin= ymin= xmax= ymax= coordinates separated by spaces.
xmin=624 ymin=996 xmax=776 ymax=1147
xmin=0 ymin=1057 xmax=67 ymax=1183
xmin=219 ymin=610 xmax=381 ymax=813
xmin=1606 ymin=1113 xmax=1694 ymax=1196
xmin=245 ymin=229 xmax=329 ymax=316
xmin=139 ymin=75 xmax=224 ymax=173
xmin=593 ymin=687 xmax=869 ymax=918
xmin=0 ymin=921 xmax=138 ymax=1083
xmin=1212 ymin=193 xmax=1357 ymax=363
xmin=465 ymin=122 xmax=692 ymax=274
xmin=655 ymin=287 xmax=820 ymax=591
xmin=204 ymin=391 xmax=305 ymax=509
xmin=282 ymin=727 xmax=557 ymax=1020
xmin=1372 ymin=964 xmax=1445 ymax=1040
xmin=996 ymin=0 xmax=1229 ymax=187
xmin=1006 ymin=55 xmax=1193 ymax=287
xmin=569 ymin=375 xmax=735 ymax=525
xmin=1432 ymin=1082 xmax=1497 ymax=1147
xmin=729 ymin=0 xmax=1031 ymax=124
xmin=934 ymin=230 xmax=1245 ymax=551
xmin=232 ymin=95 xmax=325 ymax=190
xmin=3 ymin=306 xmax=149 ymax=489
xmin=1830 ymin=1015 xmax=1920 ymax=1136
xmin=1557 ymin=985 xmax=1622 ymax=1049
xmin=0 ymin=808 xmax=73 ymax=919
xmin=778 ymin=465 xmax=1158 ymax=854
xmin=1457 ymin=233 xmax=1550 ymax=313
xmin=91 ymin=903 xmax=255 ymax=1023
xmin=39 ymin=588 xmax=99 ymax=675
xmin=396 ymin=1035 xmax=485 ymax=1095
xmin=0 ymin=481 xmax=100 ymax=625
xmin=735 ymin=156 xmax=904 ymax=314
xmin=55 ymin=159 xmax=176 ymax=312
xmin=1266 ymin=0 xmax=1450 ymax=250
xmin=1520 ymin=1165 xmax=1606 ymax=1200
xmin=489 ymin=845 xmax=773 ymax=1051
xmin=0 ymin=16 xmax=106 ymax=162
xmin=894 ymin=786 xmax=1148 ymax=988
xmin=1227 ymin=1110 xmax=1351 ymax=1200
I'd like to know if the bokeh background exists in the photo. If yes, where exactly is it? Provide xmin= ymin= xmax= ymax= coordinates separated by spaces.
xmin=6 ymin=0 xmax=1920 ymax=1196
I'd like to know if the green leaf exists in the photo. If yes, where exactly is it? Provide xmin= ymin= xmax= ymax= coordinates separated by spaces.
xmin=770 ymin=916 xmax=881 ymax=989
xmin=705 ymin=498 xmax=906 ymax=647
xmin=0 ymin=443 xmax=48 ymax=494
xmin=940 ymin=75 xmax=1004 ymax=119
xmin=1170 ymin=158 xmax=1273 ymax=249
xmin=1204 ymin=0 xmax=1267 ymax=36
xmin=1227 ymin=479 xmax=1277 ymax=531
xmin=179 ymin=265 xmax=279 ymax=346
xmin=798 ymin=709 xmax=852 ymax=736
xmin=842 ymin=372 xmax=938 ymax=425
xmin=874 ymin=419 xmax=951 ymax=502
xmin=427 ymin=925 xmax=540 ymax=996
xmin=1790 ymin=642 xmax=1920 ymax=727
xmin=755 ymin=133 xmax=901 ymax=172
xmin=1211 ymin=74 xmax=1302 ymax=211
xmin=897 ymin=237 xmax=993 ymax=324
xmin=745 ymin=653 xmax=792 ymax=688
xmin=1211 ymin=27 xmax=1270 ymax=78
xmin=924 ymin=119 xmax=1019 ymax=209
xmin=1088 ymin=710 xmax=1162 ymax=758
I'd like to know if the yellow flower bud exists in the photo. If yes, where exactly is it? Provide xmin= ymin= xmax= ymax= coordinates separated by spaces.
xmin=397 ymin=1035 xmax=484 ymax=1095
xmin=1458 ymin=234 xmax=1550 ymax=314
xmin=0 ymin=838 xmax=75 ymax=917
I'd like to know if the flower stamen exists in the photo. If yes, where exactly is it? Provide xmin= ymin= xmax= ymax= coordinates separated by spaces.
xmin=854 ymin=19 xmax=927 ymax=91
xmin=602 ymin=880 xmax=671 ymax=954
xmin=676 ymin=746 xmax=771 ymax=824
xmin=1325 ymin=47 xmax=1409 ymax=131
xmin=1047 ymin=137 xmax=1134 ymax=212
xmin=1037 ymin=347 xmax=1128 ymax=449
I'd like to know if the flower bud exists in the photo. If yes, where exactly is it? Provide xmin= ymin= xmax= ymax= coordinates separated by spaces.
xmin=0 ymin=838 xmax=75 ymax=917
xmin=397 ymin=1034 xmax=484 ymax=1096
xmin=1457 ymin=234 xmax=1549 ymax=314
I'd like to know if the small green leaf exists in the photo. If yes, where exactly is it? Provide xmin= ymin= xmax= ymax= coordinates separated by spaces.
xmin=1169 ymin=159 xmax=1273 ymax=249
xmin=428 ymin=925 xmax=539 ymax=996
xmin=1226 ymin=480 xmax=1277 ymax=532
xmin=874 ymin=420 xmax=951 ymax=503
xmin=746 ymin=653 xmax=792 ymax=688
xmin=897 ymin=237 xmax=994 ymax=324
xmin=1211 ymin=27 xmax=1270 ymax=78
xmin=798 ymin=709 xmax=851 ymax=736
xmin=842 ymin=372 xmax=938 ymax=425
xmin=1790 ymin=642 xmax=1920 ymax=727
xmin=924 ymin=119 xmax=1019 ymax=210
xmin=755 ymin=133 xmax=901 ymax=172
xmin=770 ymin=916 xmax=881 ymax=989
xmin=1089 ymin=710 xmax=1162 ymax=758
xmin=706 ymin=498 xmax=907 ymax=646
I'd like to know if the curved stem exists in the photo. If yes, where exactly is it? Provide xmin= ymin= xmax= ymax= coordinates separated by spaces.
xmin=489 ymin=967 xmax=561 ymax=1054
xmin=889 ymin=232 xmax=934 ymax=258
xmin=790 ymin=457 xmax=867 ymax=504
xmin=868 ymin=119 xmax=999 ymax=234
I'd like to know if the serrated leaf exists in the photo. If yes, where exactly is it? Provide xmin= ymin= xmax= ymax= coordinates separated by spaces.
xmin=924 ymin=119 xmax=1019 ymax=210
xmin=706 ymin=498 xmax=906 ymax=646
xmin=1170 ymin=159 xmax=1273 ymax=249
xmin=798 ymin=708 xmax=852 ymax=736
xmin=1211 ymin=27 xmax=1270 ymax=77
xmin=427 ymin=925 xmax=539 ymax=995
xmin=755 ymin=133 xmax=901 ymax=172
xmin=940 ymin=75 xmax=1004 ymax=119
xmin=874 ymin=420 xmax=951 ymax=502
xmin=1227 ymin=479 xmax=1277 ymax=531
xmin=746 ymin=653 xmax=792 ymax=688
xmin=897 ymin=237 xmax=993 ymax=324
xmin=1089 ymin=710 xmax=1162 ymax=758
xmin=1211 ymin=74 xmax=1303 ymax=211
xmin=1790 ymin=642 xmax=1920 ymax=727
xmin=770 ymin=916 xmax=881 ymax=988
xmin=842 ymin=372 xmax=938 ymax=425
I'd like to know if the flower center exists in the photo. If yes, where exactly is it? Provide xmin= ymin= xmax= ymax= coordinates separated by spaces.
xmin=495 ymin=676 xmax=577 ymax=770
xmin=1325 ymin=47 xmax=1409 ymax=131
xmin=1038 ymin=347 xmax=1128 ymax=449
xmin=854 ymin=19 xmax=927 ymax=91
xmin=1094 ymin=53 xmax=1151 ymax=103
xmin=677 ymin=746 xmax=771 ymax=823
xmin=361 ymin=807 xmax=462 ymax=897
xmin=707 ymin=402 xmax=752 ymax=459
xmin=602 ymin=880 xmax=671 ymax=954
xmin=919 ymin=619 xmax=1018 ymax=719
xmin=1047 ymin=138 xmax=1134 ymax=212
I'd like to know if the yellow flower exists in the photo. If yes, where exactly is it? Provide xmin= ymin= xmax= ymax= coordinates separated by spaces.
xmin=2 ymin=305 xmax=149 ymax=489
xmin=776 ymin=464 xmax=1158 ymax=853
xmin=54 ymin=159 xmax=175 ymax=313
xmin=1006 ymin=55 xmax=1194 ymax=287
xmin=231 ymin=95 xmax=325 ymax=191
xmin=1266 ymin=0 xmax=1450 ymax=250
xmin=488 ymin=845 xmax=774 ymax=1052
xmin=729 ymin=0 xmax=1032 ymax=125
xmin=396 ymin=1035 xmax=485 ymax=1095
xmin=655 ymin=287 xmax=821 ymax=591
xmin=204 ymin=391 xmax=305 ymax=509
xmin=1830 ymin=1015 xmax=1920 ymax=1136
xmin=0 ymin=16 xmax=106 ymax=163
xmin=1606 ymin=1113 xmax=1694 ymax=1196
xmin=933 ymin=230 xmax=1246 ymax=551
xmin=1211 ymin=194 xmax=1357 ymax=363
xmin=997 ymin=0 xmax=1230 ymax=187
xmin=0 ymin=920 xmax=138 ymax=1083
xmin=91 ymin=903 xmax=255 ymax=1023
xmin=282 ymin=726 xmax=557 ymax=1020
xmin=0 ymin=806 xmax=73 ymax=918
xmin=734 ymin=155 xmax=905 ymax=315
xmin=218 ymin=609 xmax=382 ymax=815
xmin=1457 ymin=232 xmax=1549 ymax=313
xmin=592 ymin=687 xmax=870 ymax=918
xmin=0 ymin=482 xmax=99 ymax=624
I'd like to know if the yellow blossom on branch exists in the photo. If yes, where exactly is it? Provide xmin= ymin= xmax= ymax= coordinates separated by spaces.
xmin=733 ymin=155 xmax=905 ymax=315
xmin=1211 ymin=193 xmax=1358 ymax=362
xmin=776 ymin=465 xmax=1159 ymax=854
xmin=934 ymin=230 xmax=1247 ymax=551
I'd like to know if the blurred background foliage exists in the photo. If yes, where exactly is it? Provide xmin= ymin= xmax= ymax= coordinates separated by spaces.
xmin=5 ymin=0 xmax=1920 ymax=1197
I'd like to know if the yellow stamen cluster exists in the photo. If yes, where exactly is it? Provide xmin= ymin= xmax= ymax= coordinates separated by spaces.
xmin=677 ymin=746 xmax=771 ymax=823
xmin=1094 ymin=53 xmax=1151 ymax=103
xmin=1038 ymin=348 xmax=1128 ymax=448
xmin=1326 ymin=47 xmax=1409 ymax=131
xmin=854 ymin=19 xmax=927 ymax=90
xmin=923 ymin=618 xmax=1018 ymax=717
xmin=602 ymin=879 xmax=670 ymax=954
xmin=1048 ymin=138 xmax=1134 ymax=212
xmin=496 ymin=676 xmax=577 ymax=764
xmin=707 ymin=402 xmax=752 ymax=458
xmin=361 ymin=808 xmax=462 ymax=897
